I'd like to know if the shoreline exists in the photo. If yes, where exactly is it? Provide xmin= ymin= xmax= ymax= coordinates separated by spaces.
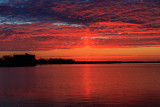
xmin=0 ymin=61 xmax=160 ymax=67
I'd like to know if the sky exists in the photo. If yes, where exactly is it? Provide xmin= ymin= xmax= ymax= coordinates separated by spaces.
xmin=0 ymin=0 xmax=160 ymax=61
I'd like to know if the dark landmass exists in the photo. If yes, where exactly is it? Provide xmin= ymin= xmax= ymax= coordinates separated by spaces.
xmin=0 ymin=53 xmax=37 ymax=67
xmin=37 ymin=58 xmax=121 ymax=64
xmin=0 ymin=53 xmax=160 ymax=67
xmin=37 ymin=59 xmax=160 ymax=64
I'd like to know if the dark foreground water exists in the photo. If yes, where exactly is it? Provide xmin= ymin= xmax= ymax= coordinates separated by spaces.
xmin=0 ymin=63 xmax=160 ymax=107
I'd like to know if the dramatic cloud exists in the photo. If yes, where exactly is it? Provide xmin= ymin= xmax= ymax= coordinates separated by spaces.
xmin=0 ymin=0 xmax=160 ymax=51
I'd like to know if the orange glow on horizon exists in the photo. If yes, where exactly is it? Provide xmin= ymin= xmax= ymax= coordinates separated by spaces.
xmin=1 ymin=46 xmax=160 ymax=61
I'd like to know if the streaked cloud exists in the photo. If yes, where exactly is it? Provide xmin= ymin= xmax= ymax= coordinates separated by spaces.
xmin=0 ymin=0 xmax=160 ymax=51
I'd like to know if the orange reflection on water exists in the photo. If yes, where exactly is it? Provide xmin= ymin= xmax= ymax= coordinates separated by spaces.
xmin=82 ymin=64 xmax=92 ymax=101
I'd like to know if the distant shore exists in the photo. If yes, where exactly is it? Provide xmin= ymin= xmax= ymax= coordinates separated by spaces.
xmin=1 ymin=61 xmax=160 ymax=67
xmin=0 ymin=54 xmax=160 ymax=67
xmin=37 ymin=61 xmax=160 ymax=65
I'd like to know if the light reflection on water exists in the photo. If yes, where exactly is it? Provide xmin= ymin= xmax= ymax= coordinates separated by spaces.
xmin=0 ymin=63 xmax=160 ymax=107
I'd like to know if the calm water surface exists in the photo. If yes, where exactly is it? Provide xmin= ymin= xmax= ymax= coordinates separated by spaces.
xmin=0 ymin=63 xmax=160 ymax=107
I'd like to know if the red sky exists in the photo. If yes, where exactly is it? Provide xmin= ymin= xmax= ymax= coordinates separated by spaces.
xmin=0 ymin=0 xmax=160 ymax=61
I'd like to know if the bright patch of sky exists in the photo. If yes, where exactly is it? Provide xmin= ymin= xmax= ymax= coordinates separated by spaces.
xmin=0 ymin=21 xmax=32 ymax=25
xmin=53 ymin=22 xmax=82 ymax=27
xmin=0 ymin=0 xmax=9 ymax=3
xmin=0 ymin=0 xmax=29 ymax=4
xmin=0 ymin=16 xmax=33 ymax=25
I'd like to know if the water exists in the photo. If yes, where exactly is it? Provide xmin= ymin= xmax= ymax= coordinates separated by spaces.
xmin=0 ymin=63 xmax=160 ymax=107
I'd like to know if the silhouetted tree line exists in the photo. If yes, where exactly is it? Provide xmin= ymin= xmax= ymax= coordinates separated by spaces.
xmin=0 ymin=55 xmax=37 ymax=67
xmin=0 ymin=55 xmax=15 ymax=66
xmin=37 ymin=58 xmax=122 ymax=64
xmin=37 ymin=58 xmax=75 ymax=64
xmin=0 ymin=55 xmax=160 ymax=67
xmin=0 ymin=55 xmax=120 ymax=66
xmin=0 ymin=55 xmax=76 ymax=66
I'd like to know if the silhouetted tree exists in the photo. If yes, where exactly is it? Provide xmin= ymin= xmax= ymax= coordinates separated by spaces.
xmin=37 ymin=58 xmax=48 ymax=64
xmin=1 ymin=55 xmax=13 ymax=60
xmin=0 ymin=55 xmax=14 ymax=66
